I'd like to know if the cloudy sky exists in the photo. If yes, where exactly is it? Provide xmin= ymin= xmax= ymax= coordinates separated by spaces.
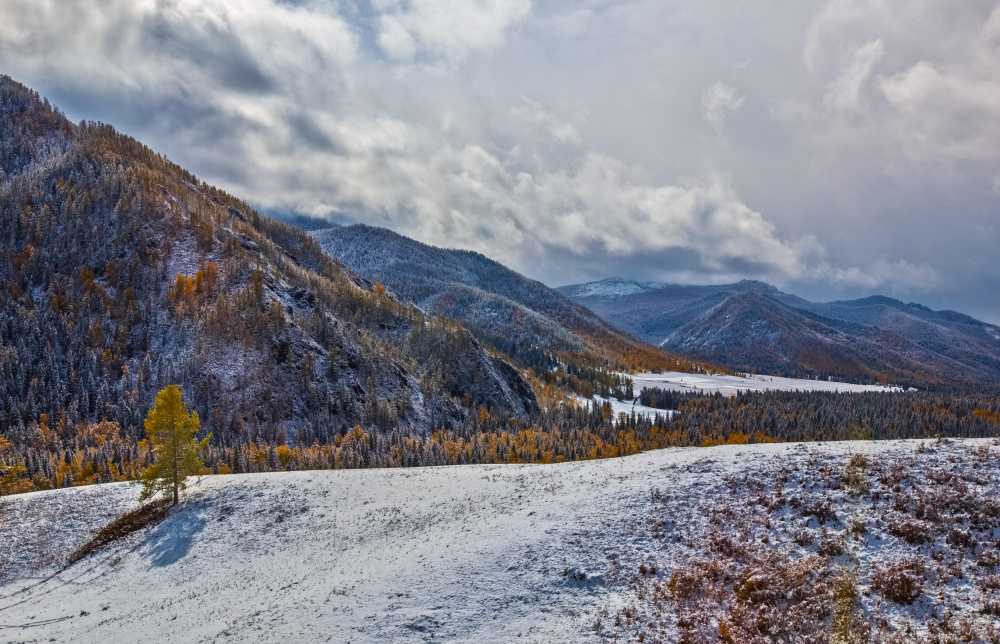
xmin=2 ymin=0 xmax=999 ymax=320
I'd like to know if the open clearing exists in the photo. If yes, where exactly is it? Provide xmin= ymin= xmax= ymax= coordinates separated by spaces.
xmin=582 ymin=372 xmax=901 ymax=420
xmin=628 ymin=371 xmax=904 ymax=396
xmin=1 ymin=439 xmax=996 ymax=643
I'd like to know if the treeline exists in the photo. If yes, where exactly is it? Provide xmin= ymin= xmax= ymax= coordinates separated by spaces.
xmin=638 ymin=386 xmax=685 ymax=410
xmin=6 ymin=387 xmax=1000 ymax=496
xmin=640 ymin=386 xmax=1000 ymax=443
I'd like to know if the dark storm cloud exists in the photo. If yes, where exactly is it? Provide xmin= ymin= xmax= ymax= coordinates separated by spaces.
xmin=285 ymin=113 xmax=345 ymax=154
xmin=141 ymin=14 xmax=276 ymax=94
xmin=1 ymin=0 xmax=999 ymax=321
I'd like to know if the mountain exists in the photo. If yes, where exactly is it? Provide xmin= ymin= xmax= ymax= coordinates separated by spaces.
xmin=559 ymin=278 xmax=1000 ymax=385
xmin=0 ymin=74 xmax=537 ymax=471
xmin=311 ymin=225 xmax=720 ymax=383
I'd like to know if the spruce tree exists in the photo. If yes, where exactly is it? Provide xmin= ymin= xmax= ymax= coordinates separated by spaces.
xmin=138 ymin=385 xmax=210 ymax=505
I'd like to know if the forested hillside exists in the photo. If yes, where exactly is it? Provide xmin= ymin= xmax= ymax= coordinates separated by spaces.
xmin=0 ymin=76 xmax=537 ymax=494
xmin=312 ymin=225 xmax=725 ymax=395
xmin=561 ymin=278 xmax=1000 ymax=386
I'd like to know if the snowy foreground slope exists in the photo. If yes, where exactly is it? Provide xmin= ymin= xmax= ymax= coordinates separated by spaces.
xmin=1 ymin=439 xmax=998 ymax=643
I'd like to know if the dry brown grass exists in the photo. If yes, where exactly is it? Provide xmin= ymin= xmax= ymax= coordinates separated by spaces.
xmin=601 ymin=442 xmax=1000 ymax=643
xmin=67 ymin=498 xmax=171 ymax=565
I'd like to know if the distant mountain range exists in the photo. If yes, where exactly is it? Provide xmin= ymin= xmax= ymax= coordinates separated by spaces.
xmin=559 ymin=278 xmax=1000 ymax=386
xmin=311 ymin=225 xmax=716 ymax=375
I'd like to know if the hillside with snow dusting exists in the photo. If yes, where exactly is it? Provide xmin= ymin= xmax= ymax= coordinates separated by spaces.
xmin=2 ymin=439 xmax=999 ymax=643
xmin=560 ymin=278 xmax=1000 ymax=386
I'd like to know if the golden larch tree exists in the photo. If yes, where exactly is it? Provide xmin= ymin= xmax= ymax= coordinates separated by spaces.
xmin=138 ymin=385 xmax=211 ymax=505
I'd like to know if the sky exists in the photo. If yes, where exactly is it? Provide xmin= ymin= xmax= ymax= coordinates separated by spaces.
xmin=2 ymin=0 xmax=999 ymax=321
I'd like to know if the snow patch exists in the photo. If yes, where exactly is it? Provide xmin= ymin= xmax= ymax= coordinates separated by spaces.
xmin=566 ymin=278 xmax=659 ymax=299
xmin=627 ymin=371 xmax=903 ymax=396
xmin=584 ymin=394 xmax=674 ymax=421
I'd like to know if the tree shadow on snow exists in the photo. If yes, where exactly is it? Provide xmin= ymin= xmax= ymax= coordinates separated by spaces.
xmin=141 ymin=505 xmax=208 ymax=567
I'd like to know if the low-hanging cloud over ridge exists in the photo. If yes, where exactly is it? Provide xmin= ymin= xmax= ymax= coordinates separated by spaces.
xmin=1 ymin=0 xmax=997 ymax=319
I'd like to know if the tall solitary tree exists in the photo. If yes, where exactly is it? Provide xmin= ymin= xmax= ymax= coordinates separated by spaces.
xmin=138 ymin=385 xmax=211 ymax=505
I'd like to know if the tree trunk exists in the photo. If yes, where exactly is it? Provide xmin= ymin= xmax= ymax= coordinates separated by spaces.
xmin=172 ymin=418 xmax=179 ymax=506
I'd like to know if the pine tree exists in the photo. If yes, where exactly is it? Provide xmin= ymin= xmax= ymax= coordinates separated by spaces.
xmin=138 ymin=385 xmax=210 ymax=505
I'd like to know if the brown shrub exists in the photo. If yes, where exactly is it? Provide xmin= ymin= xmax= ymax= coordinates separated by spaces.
xmin=802 ymin=498 xmax=837 ymax=525
xmin=981 ymin=601 xmax=1000 ymax=617
xmin=887 ymin=514 xmax=930 ymax=544
xmin=817 ymin=532 xmax=845 ymax=557
xmin=946 ymin=528 xmax=973 ymax=549
xmin=844 ymin=454 xmax=871 ymax=495
xmin=848 ymin=453 xmax=868 ymax=470
xmin=871 ymin=559 xmax=925 ymax=605
xmin=977 ymin=548 xmax=999 ymax=570
xmin=68 ymin=498 xmax=170 ymax=565
xmin=668 ymin=568 xmax=705 ymax=601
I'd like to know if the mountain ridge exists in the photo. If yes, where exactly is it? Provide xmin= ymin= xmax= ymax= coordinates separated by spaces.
xmin=559 ymin=278 xmax=1000 ymax=385
xmin=311 ymin=225 xmax=725 ymax=384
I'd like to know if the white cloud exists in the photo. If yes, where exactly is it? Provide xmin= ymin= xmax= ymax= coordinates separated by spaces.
xmin=507 ymin=97 xmax=582 ymax=145
xmin=376 ymin=14 xmax=418 ymax=62
xmin=372 ymin=0 xmax=532 ymax=64
xmin=803 ymin=0 xmax=885 ymax=72
xmin=879 ymin=6 xmax=1000 ymax=161
xmin=0 ymin=0 xmax=358 ymax=108
xmin=3 ymin=0 xmax=995 ymax=313
xmin=825 ymin=259 xmax=942 ymax=292
xmin=823 ymin=39 xmax=884 ymax=113
xmin=701 ymin=81 xmax=745 ymax=133
xmin=246 ymin=115 xmax=823 ymax=283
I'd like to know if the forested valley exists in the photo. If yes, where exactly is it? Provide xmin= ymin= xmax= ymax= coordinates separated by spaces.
xmin=2 ymin=75 xmax=999 ymax=500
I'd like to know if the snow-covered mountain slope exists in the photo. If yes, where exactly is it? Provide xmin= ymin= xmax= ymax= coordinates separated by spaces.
xmin=309 ymin=225 xmax=713 ymax=376
xmin=3 ymin=439 xmax=998 ymax=643
xmin=559 ymin=278 xmax=1000 ymax=386
xmin=311 ymin=224 xmax=622 ymax=354
xmin=563 ymin=278 xmax=661 ymax=299
xmin=0 ymin=74 xmax=538 ymax=453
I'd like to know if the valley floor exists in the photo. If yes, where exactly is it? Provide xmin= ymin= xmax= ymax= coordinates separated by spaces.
xmin=628 ymin=371 xmax=903 ymax=395
xmin=0 ymin=439 xmax=996 ymax=643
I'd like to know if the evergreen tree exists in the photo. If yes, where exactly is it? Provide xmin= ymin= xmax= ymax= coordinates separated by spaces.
xmin=138 ymin=385 xmax=210 ymax=505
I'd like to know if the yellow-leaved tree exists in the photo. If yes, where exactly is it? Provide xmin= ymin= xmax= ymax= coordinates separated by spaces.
xmin=138 ymin=385 xmax=211 ymax=505
xmin=0 ymin=436 xmax=29 ymax=496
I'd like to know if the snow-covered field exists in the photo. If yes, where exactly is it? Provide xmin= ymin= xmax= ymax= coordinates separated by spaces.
xmin=629 ymin=371 xmax=903 ymax=395
xmin=578 ymin=372 xmax=901 ymax=419
xmin=1 ymin=439 xmax=996 ymax=643
xmin=586 ymin=394 xmax=673 ymax=420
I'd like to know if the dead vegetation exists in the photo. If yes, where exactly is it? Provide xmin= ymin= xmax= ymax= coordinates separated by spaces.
xmin=598 ymin=439 xmax=1000 ymax=643
xmin=67 ymin=498 xmax=171 ymax=565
